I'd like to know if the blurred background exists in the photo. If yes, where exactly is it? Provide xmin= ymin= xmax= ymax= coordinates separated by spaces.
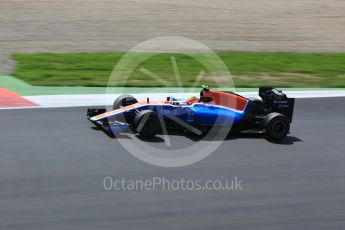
xmin=1 ymin=0 xmax=345 ymax=88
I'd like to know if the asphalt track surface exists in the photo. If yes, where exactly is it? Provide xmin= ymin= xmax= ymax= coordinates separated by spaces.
xmin=1 ymin=97 xmax=345 ymax=229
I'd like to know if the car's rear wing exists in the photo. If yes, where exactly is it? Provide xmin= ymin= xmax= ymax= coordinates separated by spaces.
xmin=259 ymin=87 xmax=295 ymax=123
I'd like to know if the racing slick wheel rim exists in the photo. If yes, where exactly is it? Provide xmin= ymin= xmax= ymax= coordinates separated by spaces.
xmin=134 ymin=110 xmax=160 ymax=138
xmin=264 ymin=112 xmax=290 ymax=140
xmin=143 ymin=117 xmax=159 ymax=133
xmin=271 ymin=120 xmax=286 ymax=136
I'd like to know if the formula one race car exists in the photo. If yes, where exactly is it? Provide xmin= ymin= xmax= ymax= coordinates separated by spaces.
xmin=87 ymin=87 xmax=295 ymax=140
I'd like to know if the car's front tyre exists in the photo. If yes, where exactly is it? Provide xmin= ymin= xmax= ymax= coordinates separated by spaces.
xmin=113 ymin=95 xmax=138 ymax=123
xmin=133 ymin=110 xmax=160 ymax=138
xmin=113 ymin=95 xmax=138 ymax=110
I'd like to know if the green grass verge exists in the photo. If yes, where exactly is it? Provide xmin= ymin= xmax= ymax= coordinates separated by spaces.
xmin=12 ymin=52 xmax=345 ymax=88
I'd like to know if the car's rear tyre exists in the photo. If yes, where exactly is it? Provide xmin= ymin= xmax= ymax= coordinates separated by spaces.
xmin=263 ymin=112 xmax=289 ymax=140
xmin=133 ymin=110 xmax=160 ymax=138
xmin=113 ymin=95 xmax=138 ymax=110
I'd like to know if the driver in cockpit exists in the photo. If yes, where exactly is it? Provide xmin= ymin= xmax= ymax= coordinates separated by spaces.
xmin=186 ymin=96 xmax=199 ymax=105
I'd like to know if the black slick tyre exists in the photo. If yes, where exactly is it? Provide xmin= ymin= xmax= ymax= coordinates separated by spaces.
xmin=113 ymin=95 xmax=138 ymax=110
xmin=263 ymin=112 xmax=290 ymax=140
xmin=113 ymin=95 xmax=138 ymax=123
xmin=133 ymin=110 xmax=160 ymax=138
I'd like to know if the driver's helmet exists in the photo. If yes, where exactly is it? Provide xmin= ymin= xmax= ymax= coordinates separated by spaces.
xmin=186 ymin=96 xmax=199 ymax=105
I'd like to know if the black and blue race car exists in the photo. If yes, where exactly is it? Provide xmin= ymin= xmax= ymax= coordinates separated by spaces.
xmin=87 ymin=87 xmax=295 ymax=140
